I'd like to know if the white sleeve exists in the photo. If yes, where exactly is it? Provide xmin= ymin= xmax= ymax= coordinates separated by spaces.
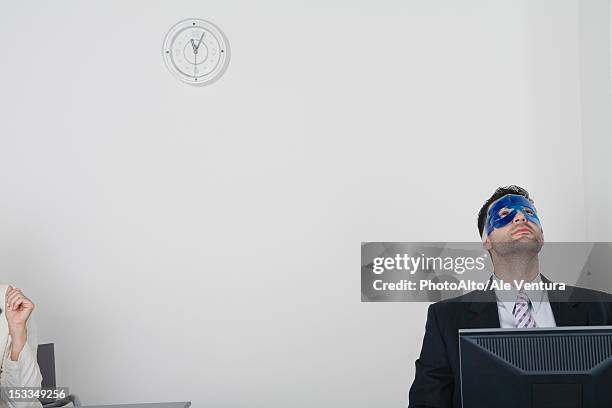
xmin=0 ymin=318 xmax=43 ymax=408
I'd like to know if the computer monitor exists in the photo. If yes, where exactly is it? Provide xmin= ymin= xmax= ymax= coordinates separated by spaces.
xmin=459 ymin=326 xmax=612 ymax=408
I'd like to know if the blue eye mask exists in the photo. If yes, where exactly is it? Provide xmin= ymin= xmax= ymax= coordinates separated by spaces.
xmin=483 ymin=194 xmax=541 ymax=238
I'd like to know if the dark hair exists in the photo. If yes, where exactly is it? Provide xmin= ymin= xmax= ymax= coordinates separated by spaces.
xmin=477 ymin=185 xmax=532 ymax=237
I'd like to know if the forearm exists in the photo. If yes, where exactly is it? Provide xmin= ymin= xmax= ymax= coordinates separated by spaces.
xmin=1 ymin=321 xmax=43 ymax=408
xmin=8 ymin=324 xmax=27 ymax=362
xmin=1 ymin=319 xmax=42 ymax=389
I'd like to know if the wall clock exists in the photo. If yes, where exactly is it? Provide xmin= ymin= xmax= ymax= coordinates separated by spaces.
xmin=162 ymin=19 xmax=230 ymax=86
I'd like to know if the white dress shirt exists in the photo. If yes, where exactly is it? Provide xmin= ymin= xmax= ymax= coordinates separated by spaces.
xmin=0 ymin=284 xmax=43 ymax=408
xmin=492 ymin=273 xmax=557 ymax=328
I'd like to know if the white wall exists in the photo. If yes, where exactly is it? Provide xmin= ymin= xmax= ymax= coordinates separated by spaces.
xmin=580 ymin=0 xmax=612 ymax=241
xmin=0 ymin=1 xmax=594 ymax=407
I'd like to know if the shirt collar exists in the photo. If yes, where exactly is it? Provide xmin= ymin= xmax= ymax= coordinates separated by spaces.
xmin=491 ymin=272 xmax=547 ymax=315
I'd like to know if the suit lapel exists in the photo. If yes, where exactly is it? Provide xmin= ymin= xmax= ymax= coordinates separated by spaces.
xmin=543 ymin=275 xmax=586 ymax=326
xmin=462 ymin=288 xmax=501 ymax=329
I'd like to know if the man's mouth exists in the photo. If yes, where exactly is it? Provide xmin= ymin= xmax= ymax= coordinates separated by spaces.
xmin=512 ymin=227 xmax=532 ymax=235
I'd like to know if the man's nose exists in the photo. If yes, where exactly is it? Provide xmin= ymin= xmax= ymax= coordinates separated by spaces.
xmin=513 ymin=211 xmax=527 ymax=224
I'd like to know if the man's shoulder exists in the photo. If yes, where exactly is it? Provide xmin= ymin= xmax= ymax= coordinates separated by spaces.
xmin=428 ymin=290 xmax=486 ymax=318
xmin=541 ymin=274 xmax=612 ymax=302
xmin=563 ymin=284 xmax=612 ymax=303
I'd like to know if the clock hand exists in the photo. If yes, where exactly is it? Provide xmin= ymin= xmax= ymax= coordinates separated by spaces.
xmin=195 ymin=31 xmax=205 ymax=51
xmin=193 ymin=49 xmax=198 ymax=77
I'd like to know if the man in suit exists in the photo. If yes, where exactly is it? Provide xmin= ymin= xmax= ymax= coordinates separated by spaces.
xmin=407 ymin=185 xmax=612 ymax=408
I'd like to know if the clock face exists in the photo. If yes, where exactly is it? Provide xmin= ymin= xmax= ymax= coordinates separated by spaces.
xmin=163 ymin=19 xmax=230 ymax=86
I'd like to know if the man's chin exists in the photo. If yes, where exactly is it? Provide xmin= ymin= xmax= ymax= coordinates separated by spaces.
xmin=492 ymin=239 xmax=543 ymax=256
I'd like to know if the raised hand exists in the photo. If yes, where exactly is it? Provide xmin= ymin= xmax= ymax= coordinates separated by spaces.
xmin=4 ymin=286 xmax=35 ymax=361
xmin=4 ymin=286 xmax=35 ymax=329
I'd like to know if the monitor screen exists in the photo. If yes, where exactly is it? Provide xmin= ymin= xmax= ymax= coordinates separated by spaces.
xmin=460 ymin=326 xmax=612 ymax=408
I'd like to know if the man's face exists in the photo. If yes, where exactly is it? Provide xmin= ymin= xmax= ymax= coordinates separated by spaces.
xmin=482 ymin=194 xmax=544 ymax=254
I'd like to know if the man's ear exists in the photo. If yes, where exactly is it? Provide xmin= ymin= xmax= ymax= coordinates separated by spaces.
xmin=482 ymin=235 xmax=492 ymax=251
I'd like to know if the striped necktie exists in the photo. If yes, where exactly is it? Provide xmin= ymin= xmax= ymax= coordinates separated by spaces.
xmin=513 ymin=291 xmax=536 ymax=328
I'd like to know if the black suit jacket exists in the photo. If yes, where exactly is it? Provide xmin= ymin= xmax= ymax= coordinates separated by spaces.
xmin=407 ymin=276 xmax=612 ymax=408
